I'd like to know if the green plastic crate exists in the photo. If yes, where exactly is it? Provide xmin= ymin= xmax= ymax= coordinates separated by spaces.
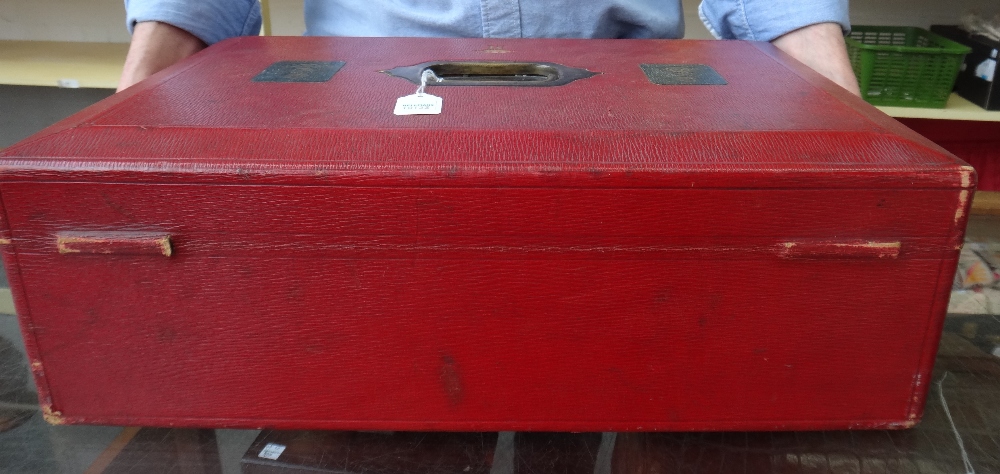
xmin=847 ymin=26 xmax=971 ymax=108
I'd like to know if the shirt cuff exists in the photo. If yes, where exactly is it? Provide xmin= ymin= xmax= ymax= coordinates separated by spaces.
xmin=125 ymin=0 xmax=262 ymax=45
xmin=699 ymin=0 xmax=849 ymax=42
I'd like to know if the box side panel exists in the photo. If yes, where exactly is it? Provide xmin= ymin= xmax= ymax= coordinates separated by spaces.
xmin=9 ymin=254 xmax=953 ymax=430
xmin=0 ymin=190 xmax=61 ymax=423
xmin=904 ymin=181 xmax=975 ymax=424
xmin=1 ymin=183 xmax=969 ymax=430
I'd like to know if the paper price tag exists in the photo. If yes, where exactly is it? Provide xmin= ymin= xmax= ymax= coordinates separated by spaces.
xmin=258 ymin=443 xmax=287 ymax=460
xmin=394 ymin=93 xmax=442 ymax=115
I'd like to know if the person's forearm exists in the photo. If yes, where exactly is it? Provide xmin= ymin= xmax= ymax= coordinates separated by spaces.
xmin=771 ymin=22 xmax=861 ymax=96
xmin=118 ymin=21 xmax=207 ymax=92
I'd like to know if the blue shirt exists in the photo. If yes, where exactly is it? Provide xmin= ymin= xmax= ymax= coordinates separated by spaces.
xmin=125 ymin=0 xmax=849 ymax=45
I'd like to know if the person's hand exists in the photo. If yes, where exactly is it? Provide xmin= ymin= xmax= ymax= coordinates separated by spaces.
xmin=118 ymin=21 xmax=207 ymax=92
xmin=771 ymin=22 xmax=861 ymax=96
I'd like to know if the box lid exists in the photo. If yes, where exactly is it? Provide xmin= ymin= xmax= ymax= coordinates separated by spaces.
xmin=0 ymin=37 xmax=973 ymax=190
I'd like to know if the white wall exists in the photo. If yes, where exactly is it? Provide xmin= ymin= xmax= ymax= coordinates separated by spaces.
xmin=0 ymin=0 xmax=996 ymax=42
xmin=850 ymin=0 xmax=998 ymax=28
xmin=268 ymin=0 xmax=306 ymax=36
xmin=0 ymin=0 xmax=307 ymax=42
xmin=0 ymin=0 xmax=129 ymax=42
xmin=681 ymin=0 xmax=714 ymax=39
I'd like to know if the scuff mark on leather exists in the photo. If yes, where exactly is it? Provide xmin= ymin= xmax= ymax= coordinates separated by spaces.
xmin=440 ymin=354 xmax=464 ymax=406
xmin=955 ymin=190 xmax=969 ymax=224
xmin=42 ymin=405 xmax=64 ymax=425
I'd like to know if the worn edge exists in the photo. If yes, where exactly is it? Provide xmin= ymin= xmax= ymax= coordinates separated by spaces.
xmin=55 ymin=234 xmax=172 ymax=257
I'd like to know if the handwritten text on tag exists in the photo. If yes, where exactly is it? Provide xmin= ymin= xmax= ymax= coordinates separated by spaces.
xmin=394 ymin=93 xmax=442 ymax=115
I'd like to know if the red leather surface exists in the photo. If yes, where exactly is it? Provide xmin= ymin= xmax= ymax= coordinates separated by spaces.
xmin=0 ymin=38 xmax=974 ymax=430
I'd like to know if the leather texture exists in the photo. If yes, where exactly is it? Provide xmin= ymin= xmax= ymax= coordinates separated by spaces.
xmin=0 ymin=37 xmax=975 ymax=431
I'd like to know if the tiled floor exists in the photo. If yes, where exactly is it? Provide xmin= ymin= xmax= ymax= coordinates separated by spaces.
xmin=0 ymin=416 xmax=123 ymax=473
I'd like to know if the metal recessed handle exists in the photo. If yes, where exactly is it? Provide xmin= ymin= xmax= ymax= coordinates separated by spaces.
xmin=384 ymin=61 xmax=597 ymax=87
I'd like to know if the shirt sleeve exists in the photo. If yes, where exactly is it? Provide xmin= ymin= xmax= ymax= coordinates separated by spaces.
xmin=125 ymin=0 xmax=262 ymax=45
xmin=698 ymin=0 xmax=849 ymax=42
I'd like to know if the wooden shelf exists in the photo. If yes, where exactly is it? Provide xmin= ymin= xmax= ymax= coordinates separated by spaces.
xmin=877 ymin=93 xmax=1000 ymax=122
xmin=973 ymin=191 xmax=1000 ymax=216
xmin=0 ymin=40 xmax=128 ymax=89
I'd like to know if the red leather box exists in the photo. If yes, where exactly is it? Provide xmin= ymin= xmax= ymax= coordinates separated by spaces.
xmin=0 ymin=37 xmax=974 ymax=431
